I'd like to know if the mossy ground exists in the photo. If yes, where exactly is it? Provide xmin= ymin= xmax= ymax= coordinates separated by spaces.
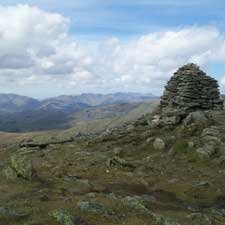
xmin=0 ymin=122 xmax=225 ymax=225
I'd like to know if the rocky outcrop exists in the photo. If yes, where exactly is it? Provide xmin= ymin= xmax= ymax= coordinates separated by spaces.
xmin=147 ymin=63 xmax=224 ymax=129
xmin=160 ymin=63 xmax=224 ymax=115
xmin=20 ymin=136 xmax=74 ymax=149
xmin=144 ymin=63 xmax=225 ymax=159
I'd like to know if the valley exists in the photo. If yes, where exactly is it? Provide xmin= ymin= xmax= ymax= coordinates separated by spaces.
xmin=0 ymin=93 xmax=157 ymax=132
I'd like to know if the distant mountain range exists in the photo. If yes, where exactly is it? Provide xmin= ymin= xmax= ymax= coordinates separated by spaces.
xmin=0 ymin=93 xmax=158 ymax=132
xmin=0 ymin=93 xmax=157 ymax=113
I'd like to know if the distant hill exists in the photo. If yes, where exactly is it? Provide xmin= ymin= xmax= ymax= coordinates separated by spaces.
xmin=41 ymin=92 xmax=156 ymax=111
xmin=66 ymin=92 xmax=156 ymax=106
xmin=0 ymin=94 xmax=40 ymax=112
xmin=0 ymin=93 xmax=158 ymax=132
xmin=0 ymin=100 xmax=159 ymax=133
xmin=0 ymin=93 xmax=157 ymax=113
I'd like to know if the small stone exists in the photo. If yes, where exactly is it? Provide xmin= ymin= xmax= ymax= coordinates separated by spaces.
xmin=153 ymin=138 xmax=166 ymax=150
xmin=188 ymin=142 xmax=195 ymax=148
xmin=146 ymin=137 xmax=154 ymax=144
xmin=87 ymin=193 xmax=96 ymax=198
xmin=127 ymin=125 xmax=135 ymax=131
xmin=192 ymin=181 xmax=209 ymax=187
xmin=106 ymin=156 xmax=135 ymax=169
xmin=122 ymin=196 xmax=149 ymax=212
xmin=161 ymin=116 xmax=181 ymax=125
xmin=148 ymin=115 xmax=160 ymax=128
xmin=113 ymin=147 xmax=122 ymax=155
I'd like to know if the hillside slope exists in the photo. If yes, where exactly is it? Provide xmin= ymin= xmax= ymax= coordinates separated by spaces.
xmin=1 ymin=108 xmax=225 ymax=224
xmin=0 ymin=94 xmax=40 ymax=112
xmin=0 ymin=100 xmax=159 ymax=132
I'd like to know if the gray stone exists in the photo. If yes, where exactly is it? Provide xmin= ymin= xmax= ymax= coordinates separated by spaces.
xmin=146 ymin=137 xmax=154 ymax=144
xmin=153 ymin=138 xmax=166 ymax=150
xmin=188 ymin=141 xmax=195 ymax=148
xmin=201 ymin=126 xmax=221 ymax=144
xmin=196 ymin=145 xmax=216 ymax=158
xmin=183 ymin=111 xmax=208 ymax=126
xmin=112 ymin=147 xmax=122 ymax=155
xmin=148 ymin=115 xmax=160 ymax=128
xmin=161 ymin=115 xmax=181 ymax=125
xmin=202 ymin=126 xmax=220 ymax=137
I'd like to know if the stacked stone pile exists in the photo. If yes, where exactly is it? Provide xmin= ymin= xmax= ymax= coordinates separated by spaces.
xmin=160 ymin=63 xmax=224 ymax=115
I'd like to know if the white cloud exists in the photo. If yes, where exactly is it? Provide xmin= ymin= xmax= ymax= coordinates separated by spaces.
xmin=1 ymin=5 xmax=225 ymax=97
xmin=106 ymin=27 xmax=222 ymax=89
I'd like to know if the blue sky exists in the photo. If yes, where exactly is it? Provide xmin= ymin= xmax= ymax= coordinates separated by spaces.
xmin=0 ymin=1 xmax=225 ymax=97
xmin=2 ymin=0 xmax=225 ymax=37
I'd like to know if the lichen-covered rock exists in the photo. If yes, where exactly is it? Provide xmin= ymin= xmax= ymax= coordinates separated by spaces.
xmin=77 ymin=201 xmax=114 ymax=215
xmin=196 ymin=145 xmax=216 ymax=158
xmin=153 ymin=138 xmax=166 ymax=150
xmin=201 ymin=126 xmax=221 ymax=144
xmin=10 ymin=154 xmax=33 ymax=180
xmin=3 ymin=166 xmax=18 ymax=180
xmin=122 ymin=196 xmax=149 ymax=212
xmin=49 ymin=210 xmax=75 ymax=225
xmin=183 ymin=111 xmax=209 ymax=126
xmin=202 ymin=126 xmax=220 ymax=137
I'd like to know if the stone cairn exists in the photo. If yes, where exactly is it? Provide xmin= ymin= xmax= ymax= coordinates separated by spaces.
xmin=160 ymin=63 xmax=224 ymax=116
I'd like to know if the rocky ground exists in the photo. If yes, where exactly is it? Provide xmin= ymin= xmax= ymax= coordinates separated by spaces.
xmin=1 ymin=109 xmax=225 ymax=224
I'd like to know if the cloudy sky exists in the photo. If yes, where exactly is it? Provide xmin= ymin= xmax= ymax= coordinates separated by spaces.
xmin=1 ymin=0 xmax=225 ymax=98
